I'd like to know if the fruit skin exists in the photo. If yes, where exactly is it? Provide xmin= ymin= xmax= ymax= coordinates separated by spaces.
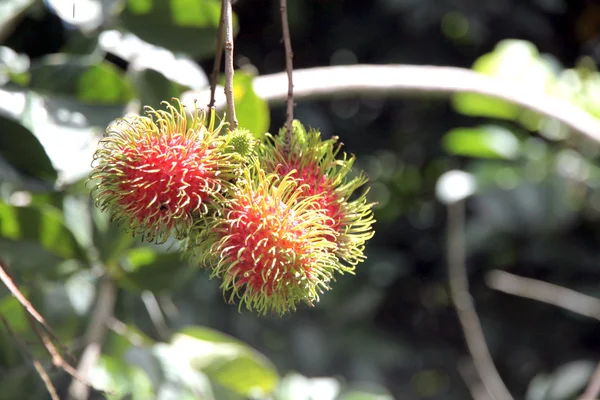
xmin=260 ymin=120 xmax=376 ymax=268
xmin=198 ymin=160 xmax=347 ymax=316
xmin=89 ymin=99 xmax=239 ymax=244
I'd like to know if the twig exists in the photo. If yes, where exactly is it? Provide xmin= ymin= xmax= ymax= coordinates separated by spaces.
xmin=1 ymin=316 xmax=60 ymax=400
xmin=279 ymin=0 xmax=294 ymax=150
xmin=222 ymin=0 xmax=238 ymax=129
xmin=141 ymin=290 xmax=169 ymax=340
xmin=182 ymin=65 xmax=600 ymax=143
xmin=580 ymin=362 xmax=600 ymax=400
xmin=447 ymin=200 xmax=514 ymax=400
xmin=106 ymin=317 xmax=150 ymax=347
xmin=457 ymin=357 xmax=494 ymax=400
xmin=0 ymin=262 xmax=73 ymax=361
xmin=67 ymin=277 xmax=117 ymax=400
xmin=208 ymin=0 xmax=226 ymax=112
xmin=485 ymin=270 xmax=600 ymax=321
xmin=26 ymin=314 xmax=85 ymax=384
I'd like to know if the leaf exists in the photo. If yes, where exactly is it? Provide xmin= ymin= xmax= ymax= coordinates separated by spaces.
xmin=442 ymin=125 xmax=520 ymax=159
xmin=92 ymin=206 xmax=136 ymax=266
xmin=0 ymin=0 xmax=36 ymax=37
xmin=130 ymin=67 xmax=187 ymax=111
xmin=0 ymin=112 xmax=57 ymax=182
xmin=172 ymin=327 xmax=279 ymax=397
xmin=28 ymin=55 xmax=135 ymax=104
xmin=21 ymin=92 xmax=124 ymax=185
xmin=276 ymin=373 xmax=341 ymax=400
xmin=116 ymin=247 xmax=190 ymax=293
xmin=452 ymin=40 xmax=555 ymax=120
xmin=0 ymin=201 xmax=87 ymax=263
xmin=99 ymin=30 xmax=209 ymax=89
xmin=233 ymin=71 xmax=270 ymax=138
xmin=89 ymin=355 xmax=155 ymax=400
xmin=119 ymin=0 xmax=237 ymax=59
xmin=0 ymin=46 xmax=30 ymax=86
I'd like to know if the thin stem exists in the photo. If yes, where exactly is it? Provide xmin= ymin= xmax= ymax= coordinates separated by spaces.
xmin=141 ymin=290 xmax=170 ymax=340
xmin=223 ymin=0 xmax=238 ymax=129
xmin=280 ymin=0 xmax=294 ymax=150
xmin=447 ymin=200 xmax=514 ymax=400
xmin=67 ymin=276 xmax=117 ymax=400
xmin=26 ymin=313 xmax=87 ymax=386
xmin=580 ymin=362 xmax=600 ymax=400
xmin=0 ymin=261 xmax=73 ymax=362
xmin=1 ymin=316 xmax=60 ymax=400
xmin=208 ymin=0 xmax=226 ymax=112
xmin=486 ymin=270 xmax=600 ymax=321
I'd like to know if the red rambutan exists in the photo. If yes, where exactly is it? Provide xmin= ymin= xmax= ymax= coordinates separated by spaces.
xmin=260 ymin=121 xmax=375 ymax=267
xmin=89 ymin=99 xmax=239 ymax=243
xmin=200 ymin=161 xmax=346 ymax=315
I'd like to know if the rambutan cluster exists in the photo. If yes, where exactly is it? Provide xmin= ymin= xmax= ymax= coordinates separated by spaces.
xmin=90 ymin=98 xmax=375 ymax=315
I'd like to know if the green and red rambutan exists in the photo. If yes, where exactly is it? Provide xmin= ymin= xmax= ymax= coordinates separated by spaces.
xmin=199 ymin=160 xmax=349 ymax=315
xmin=89 ymin=99 xmax=239 ymax=243
xmin=260 ymin=121 xmax=375 ymax=268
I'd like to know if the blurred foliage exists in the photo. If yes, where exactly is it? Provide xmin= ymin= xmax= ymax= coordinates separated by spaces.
xmin=0 ymin=0 xmax=600 ymax=399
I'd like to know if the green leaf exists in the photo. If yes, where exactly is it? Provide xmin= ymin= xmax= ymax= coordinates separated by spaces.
xmin=233 ymin=71 xmax=270 ymax=138
xmin=119 ymin=0 xmax=237 ymax=58
xmin=89 ymin=355 xmax=155 ymax=400
xmin=172 ymin=327 xmax=279 ymax=397
xmin=116 ymin=247 xmax=190 ymax=292
xmin=20 ymin=92 xmax=124 ymax=185
xmin=28 ymin=55 xmax=135 ymax=104
xmin=92 ymin=206 xmax=136 ymax=266
xmin=453 ymin=40 xmax=555 ymax=120
xmin=0 ymin=113 xmax=57 ymax=182
xmin=442 ymin=125 xmax=520 ymax=159
xmin=130 ymin=67 xmax=187 ymax=110
xmin=0 ymin=201 xmax=87 ymax=263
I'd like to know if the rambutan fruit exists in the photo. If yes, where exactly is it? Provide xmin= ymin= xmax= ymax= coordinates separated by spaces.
xmin=260 ymin=121 xmax=375 ymax=267
xmin=200 ymin=161 xmax=348 ymax=315
xmin=89 ymin=99 xmax=239 ymax=243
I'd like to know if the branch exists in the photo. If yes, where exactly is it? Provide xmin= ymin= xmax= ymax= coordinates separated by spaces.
xmin=485 ymin=270 xmax=600 ymax=321
xmin=279 ymin=0 xmax=294 ymax=149
xmin=67 ymin=277 xmax=117 ymax=400
xmin=208 ymin=0 xmax=226 ymax=111
xmin=1 ymin=316 xmax=59 ymax=400
xmin=182 ymin=64 xmax=600 ymax=142
xmin=0 ymin=262 xmax=73 ymax=361
xmin=447 ymin=200 xmax=514 ymax=400
xmin=457 ymin=357 xmax=494 ymax=400
xmin=141 ymin=290 xmax=169 ymax=340
xmin=580 ymin=362 xmax=600 ymax=400
xmin=222 ymin=0 xmax=238 ymax=129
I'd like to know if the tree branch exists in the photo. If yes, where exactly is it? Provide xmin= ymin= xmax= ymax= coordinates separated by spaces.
xmin=182 ymin=64 xmax=600 ymax=142
xmin=67 ymin=277 xmax=117 ymax=400
xmin=485 ymin=270 xmax=600 ymax=321
xmin=0 ymin=261 xmax=73 ymax=361
xmin=580 ymin=362 xmax=600 ymax=400
xmin=222 ymin=0 xmax=238 ymax=129
xmin=447 ymin=200 xmax=514 ymax=400
xmin=1 ymin=316 xmax=59 ymax=400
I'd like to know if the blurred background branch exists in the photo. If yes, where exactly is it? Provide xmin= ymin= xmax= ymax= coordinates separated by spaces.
xmin=447 ymin=199 xmax=514 ymax=400
xmin=183 ymin=64 xmax=600 ymax=142
xmin=486 ymin=270 xmax=600 ymax=321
